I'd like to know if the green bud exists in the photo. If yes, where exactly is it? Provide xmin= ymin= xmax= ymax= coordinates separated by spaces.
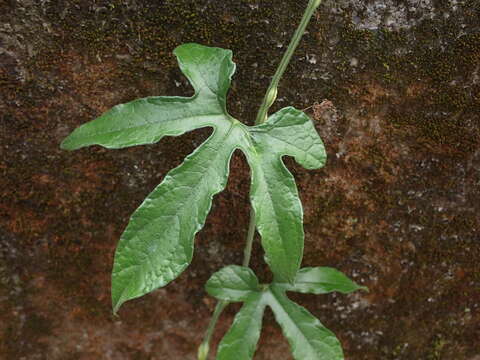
xmin=265 ymin=86 xmax=278 ymax=108
xmin=198 ymin=342 xmax=209 ymax=360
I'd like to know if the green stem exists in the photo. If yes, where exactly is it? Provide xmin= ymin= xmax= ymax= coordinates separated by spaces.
xmin=197 ymin=208 xmax=256 ymax=360
xmin=255 ymin=0 xmax=322 ymax=125
xmin=198 ymin=300 xmax=228 ymax=360
xmin=242 ymin=208 xmax=257 ymax=267
xmin=198 ymin=1 xmax=322 ymax=358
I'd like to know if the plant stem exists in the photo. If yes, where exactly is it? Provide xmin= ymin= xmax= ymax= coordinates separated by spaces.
xmin=255 ymin=0 xmax=323 ymax=125
xmin=198 ymin=1 xmax=322 ymax=358
xmin=197 ymin=209 xmax=255 ymax=360
xmin=242 ymin=208 xmax=257 ymax=266
xmin=198 ymin=300 xmax=228 ymax=360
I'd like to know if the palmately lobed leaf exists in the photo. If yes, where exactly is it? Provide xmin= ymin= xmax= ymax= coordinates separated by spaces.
xmin=207 ymin=266 xmax=353 ymax=360
xmin=61 ymin=43 xmax=328 ymax=313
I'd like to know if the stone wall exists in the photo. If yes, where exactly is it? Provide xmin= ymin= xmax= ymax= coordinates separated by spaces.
xmin=1 ymin=0 xmax=479 ymax=359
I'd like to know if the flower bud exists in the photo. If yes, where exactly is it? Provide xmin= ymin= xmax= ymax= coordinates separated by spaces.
xmin=198 ymin=342 xmax=209 ymax=360
xmin=265 ymin=86 xmax=278 ymax=108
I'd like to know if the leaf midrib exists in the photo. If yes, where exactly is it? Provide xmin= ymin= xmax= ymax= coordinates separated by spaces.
xmin=89 ymin=112 xmax=226 ymax=137
xmin=253 ymin=157 xmax=298 ymax=279
xmin=142 ymin=123 xmax=238 ymax=262
xmin=113 ymin=124 xmax=235 ymax=310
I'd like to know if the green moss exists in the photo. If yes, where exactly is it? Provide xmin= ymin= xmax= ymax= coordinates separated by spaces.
xmin=326 ymin=8 xmax=479 ymax=151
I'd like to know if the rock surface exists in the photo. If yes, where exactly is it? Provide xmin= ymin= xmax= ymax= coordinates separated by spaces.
xmin=1 ymin=0 xmax=479 ymax=359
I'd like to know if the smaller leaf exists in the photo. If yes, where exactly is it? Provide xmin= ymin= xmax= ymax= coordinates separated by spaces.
xmin=205 ymin=265 xmax=260 ymax=302
xmin=279 ymin=267 xmax=368 ymax=295
xmin=266 ymin=285 xmax=343 ymax=360
xmin=216 ymin=292 xmax=266 ymax=360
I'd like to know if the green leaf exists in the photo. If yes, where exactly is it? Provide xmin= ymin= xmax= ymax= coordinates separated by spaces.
xmin=209 ymin=267 xmax=351 ymax=360
xmin=279 ymin=267 xmax=368 ymax=295
xmin=105 ymin=44 xmax=244 ymax=313
xmin=60 ymin=43 xmax=235 ymax=150
xmin=216 ymin=292 xmax=266 ymax=360
xmin=205 ymin=265 xmax=260 ymax=302
xmin=246 ymin=107 xmax=326 ymax=282
xmin=111 ymin=121 xmax=248 ymax=313
xmin=266 ymin=285 xmax=344 ymax=360
xmin=61 ymin=44 xmax=327 ymax=312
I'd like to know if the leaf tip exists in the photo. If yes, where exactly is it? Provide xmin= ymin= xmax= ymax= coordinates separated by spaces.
xmin=111 ymin=280 xmax=130 ymax=315
xmin=173 ymin=42 xmax=205 ymax=59
xmin=59 ymin=136 xmax=76 ymax=151
xmin=60 ymin=128 xmax=86 ymax=151
xmin=112 ymin=295 xmax=126 ymax=316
